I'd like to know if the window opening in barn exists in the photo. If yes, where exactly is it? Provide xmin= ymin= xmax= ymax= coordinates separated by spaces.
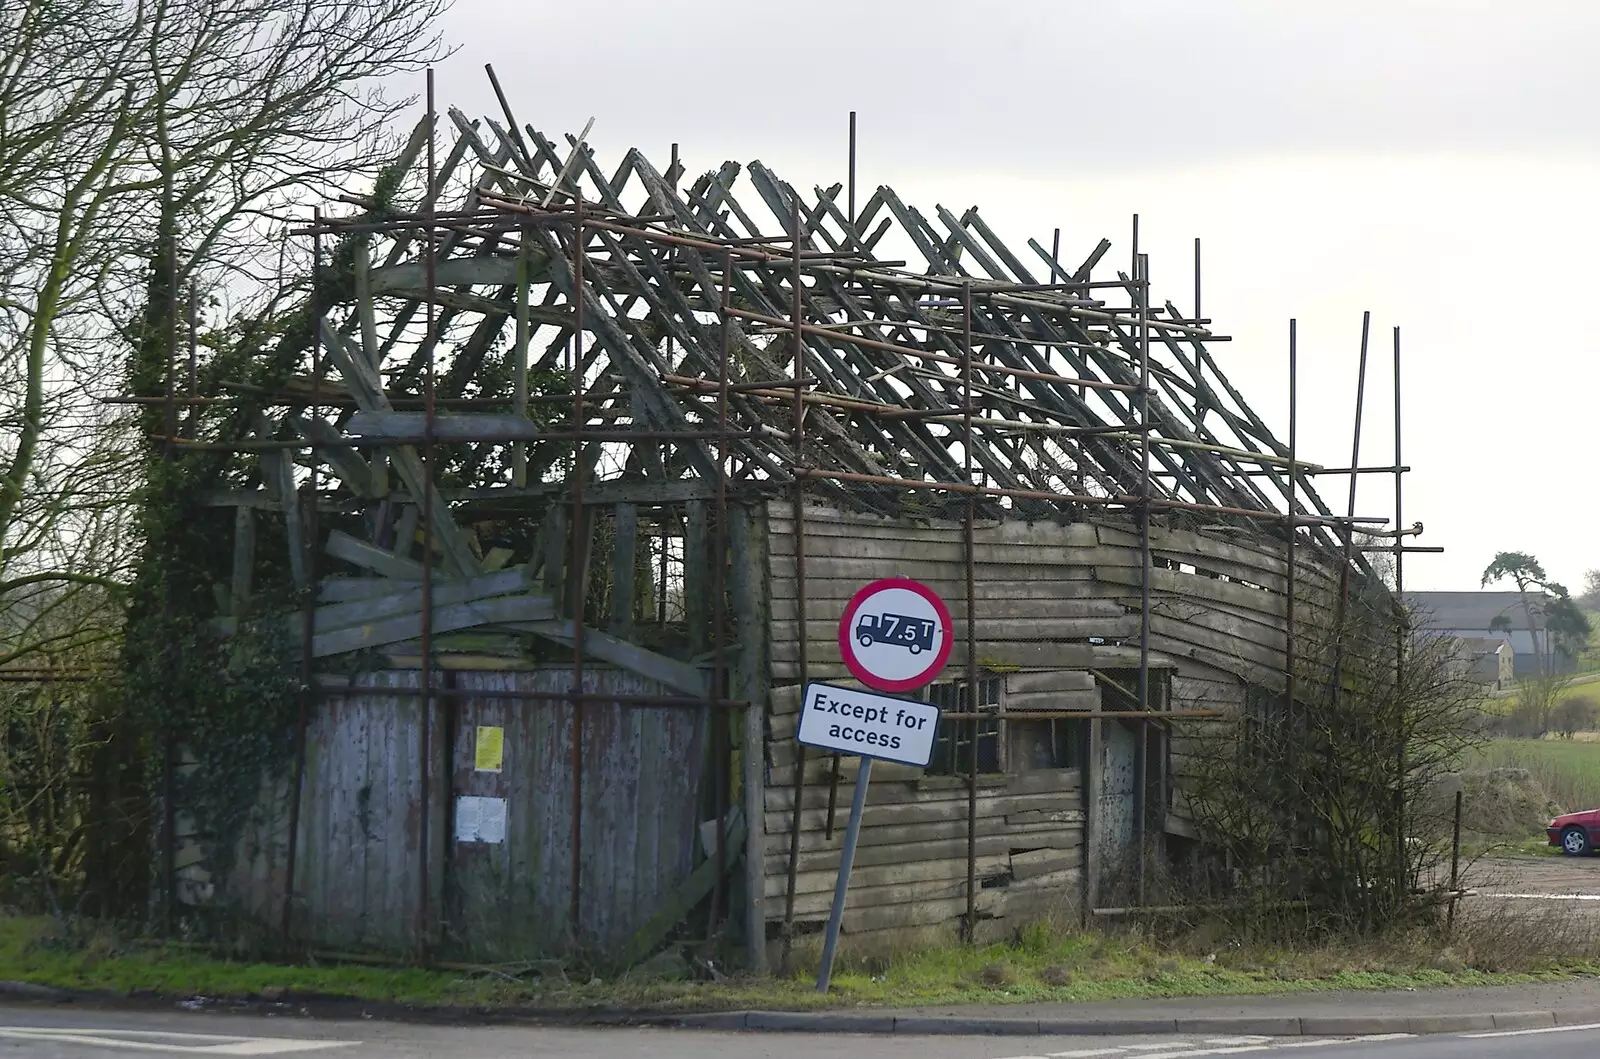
xmin=922 ymin=675 xmax=1088 ymax=775
xmin=925 ymin=677 xmax=1002 ymax=775
xmin=1010 ymin=713 xmax=1085 ymax=772
xmin=1243 ymin=684 xmax=1294 ymax=762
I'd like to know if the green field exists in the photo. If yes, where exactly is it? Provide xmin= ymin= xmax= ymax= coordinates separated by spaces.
xmin=1468 ymin=738 xmax=1600 ymax=816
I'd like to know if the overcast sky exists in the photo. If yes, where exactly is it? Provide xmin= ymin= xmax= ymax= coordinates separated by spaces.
xmin=423 ymin=0 xmax=1599 ymax=592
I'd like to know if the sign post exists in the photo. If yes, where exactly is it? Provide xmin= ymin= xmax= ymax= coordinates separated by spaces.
xmin=805 ymin=577 xmax=952 ymax=992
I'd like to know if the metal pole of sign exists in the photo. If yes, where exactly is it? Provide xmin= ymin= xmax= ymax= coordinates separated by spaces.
xmin=816 ymin=755 xmax=875 ymax=993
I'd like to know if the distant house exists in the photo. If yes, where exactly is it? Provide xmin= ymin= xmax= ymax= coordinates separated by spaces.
xmin=1405 ymin=590 xmax=1573 ymax=677
xmin=1443 ymin=635 xmax=1515 ymax=689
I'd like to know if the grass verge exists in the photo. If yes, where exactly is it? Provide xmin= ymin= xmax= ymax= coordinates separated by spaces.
xmin=3 ymin=913 xmax=1599 ymax=1014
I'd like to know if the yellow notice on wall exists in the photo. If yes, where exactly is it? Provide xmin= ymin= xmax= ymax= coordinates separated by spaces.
xmin=474 ymin=726 xmax=504 ymax=772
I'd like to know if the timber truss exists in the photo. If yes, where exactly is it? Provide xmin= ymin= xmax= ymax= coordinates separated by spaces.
xmin=199 ymin=86 xmax=1370 ymax=661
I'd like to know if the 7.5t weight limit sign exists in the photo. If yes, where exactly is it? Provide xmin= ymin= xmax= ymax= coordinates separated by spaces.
xmin=838 ymin=577 xmax=954 ymax=692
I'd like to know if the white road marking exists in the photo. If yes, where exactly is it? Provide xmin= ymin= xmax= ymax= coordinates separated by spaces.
xmin=0 ymin=1026 xmax=356 ymax=1054
xmin=1016 ymin=1035 xmax=1417 ymax=1059
xmin=1462 ymin=1020 xmax=1600 ymax=1038
xmin=1109 ymin=1046 xmax=1269 ymax=1059
xmin=1276 ymin=1037 xmax=1413 ymax=1049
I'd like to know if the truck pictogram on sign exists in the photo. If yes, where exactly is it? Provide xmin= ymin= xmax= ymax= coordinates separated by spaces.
xmin=854 ymin=612 xmax=936 ymax=654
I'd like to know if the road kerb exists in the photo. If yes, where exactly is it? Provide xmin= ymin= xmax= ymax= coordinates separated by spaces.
xmin=1406 ymin=1014 xmax=1496 ymax=1034
xmin=744 ymin=1012 xmax=896 ymax=1033
xmin=676 ymin=1009 xmax=1600 ymax=1038
xmin=1174 ymin=1017 xmax=1303 ymax=1037
xmin=1490 ymin=1011 xmax=1557 ymax=1030
xmin=1261 ymin=1015 xmax=1415 ymax=1037
xmin=893 ymin=1017 xmax=1043 ymax=1036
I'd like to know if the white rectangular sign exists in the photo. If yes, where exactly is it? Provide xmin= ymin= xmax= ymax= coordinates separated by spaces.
xmin=797 ymin=682 xmax=941 ymax=768
xmin=455 ymin=795 xmax=507 ymax=844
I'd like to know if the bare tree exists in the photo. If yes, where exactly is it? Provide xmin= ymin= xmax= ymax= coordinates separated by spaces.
xmin=0 ymin=0 xmax=447 ymax=658
xmin=1181 ymin=574 xmax=1482 ymax=935
xmin=0 ymin=0 xmax=449 ymax=914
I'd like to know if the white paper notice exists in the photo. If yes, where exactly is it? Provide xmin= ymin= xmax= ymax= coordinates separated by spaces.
xmin=454 ymin=795 xmax=507 ymax=844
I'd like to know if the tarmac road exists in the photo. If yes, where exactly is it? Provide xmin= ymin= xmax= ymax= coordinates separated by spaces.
xmin=3 ymin=1006 xmax=1599 ymax=1059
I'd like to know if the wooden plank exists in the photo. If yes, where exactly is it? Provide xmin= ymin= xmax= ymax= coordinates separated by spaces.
xmin=353 ymin=241 xmax=380 ymax=367
xmin=766 ymin=854 xmax=1009 ymax=900
xmin=1096 ymin=565 xmax=1284 ymax=619
xmin=1006 ymin=671 xmax=1094 ymax=694
xmin=1005 ymin=867 xmax=1082 ymax=893
xmin=347 ymin=411 xmax=549 ymax=442
xmin=764 ymin=771 xmax=1080 ymax=812
xmin=319 ymin=324 xmax=478 ymax=578
xmin=1011 ymin=848 xmax=1078 ymax=881
xmin=310 ymin=594 xmax=556 ymax=657
xmin=768 ymin=571 xmax=1105 ymax=599
xmin=769 ymin=532 xmax=1106 ymax=567
xmin=767 ymin=758 xmax=924 ymax=786
xmin=517 ymin=619 xmax=709 ymax=699
xmin=685 ymin=500 xmax=709 ymax=657
xmin=762 ymin=830 xmax=1080 ymax=880
xmin=542 ymin=509 xmax=567 ymax=609
xmin=327 ymin=529 xmax=426 ymax=579
xmin=781 ymin=875 xmax=977 ymax=919
xmin=318 ymin=578 xmax=417 ymax=602
xmin=1008 ymin=807 xmax=1086 ymax=826
xmin=768 ymin=512 xmax=1099 ymax=548
xmin=764 ymin=816 xmax=1084 ymax=860
xmin=261 ymin=449 xmax=307 ymax=589
xmin=610 ymin=503 xmax=638 ymax=639
xmin=1005 ymin=690 xmax=1101 ymax=711
xmin=512 ymin=243 xmax=531 ymax=487
xmin=620 ymin=818 xmax=745 ymax=969
xmin=305 ymin=567 xmax=534 ymax=636
xmin=292 ymin=415 xmax=377 ymax=499
xmin=729 ymin=503 xmax=770 ymax=971
xmin=771 ymin=639 xmax=1097 ymax=670
xmin=230 ymin=506 xmax=255 ymax=616
xmin=771 ymin=616 xmax=1142 ymax=648
xmin=765 ymin=791 xmax=1081 ymax=835
xmin=1084 ymin=715 xmax=1102 ymax=921
xmin=371 ymin=256 xmax=525 ymax=292
xmin=392 ymin=505 xmax=420 ymax=558
xmin=769 ymin=597 xmax=1127 ymax=622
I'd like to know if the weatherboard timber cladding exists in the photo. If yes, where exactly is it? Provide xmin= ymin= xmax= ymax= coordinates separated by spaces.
xmin=760 ymin=502 xmax=1343 ymax=932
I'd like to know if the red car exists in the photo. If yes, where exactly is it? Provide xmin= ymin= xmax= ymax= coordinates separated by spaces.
xmin=1548 ymin=810 xmax=1600 ymax=856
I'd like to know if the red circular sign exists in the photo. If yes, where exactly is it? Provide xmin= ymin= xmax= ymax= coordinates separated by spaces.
xmin=837 ymin=577 xmax=954 ymax=693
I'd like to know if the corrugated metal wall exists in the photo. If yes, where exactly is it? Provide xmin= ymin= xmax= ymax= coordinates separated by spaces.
xmin=229 ymin=666 xmax=706 ymax=959
xmin=446 ymin=668 xmax=706 ymax=959
xmin=293 ymin=669 xmax=442 ymax=953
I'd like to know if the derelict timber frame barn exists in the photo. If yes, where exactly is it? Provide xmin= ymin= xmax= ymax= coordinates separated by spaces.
xmin=148 ymin=69 xmax=1420 ymax=968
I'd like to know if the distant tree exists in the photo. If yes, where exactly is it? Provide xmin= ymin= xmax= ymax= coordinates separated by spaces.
xmin=1551 ymin=695 xmax=1599 ymax=740
xmin=1482 ymin=552 xmax=1552 ymax=676
xmin=1489 ymin=614 xmax=1513 ymax=636
xmin=1545 ymin=587 xmax=1592 ymax=667
xmin=1581 ymin=569 xmax=1600 ymax=611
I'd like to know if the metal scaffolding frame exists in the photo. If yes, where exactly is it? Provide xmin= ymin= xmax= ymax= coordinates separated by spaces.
xmin=119 ymin=65 xmax=1428 ymax=963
